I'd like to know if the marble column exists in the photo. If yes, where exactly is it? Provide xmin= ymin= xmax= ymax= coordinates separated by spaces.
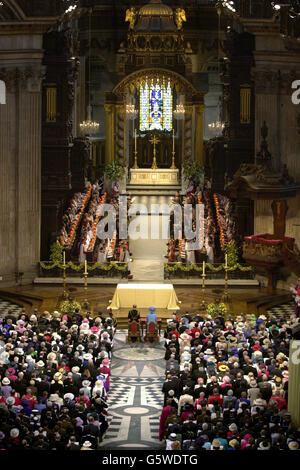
xmin=194 ymin=104 xmax=205 ymax=165
xmin=0 ymin=65 xmax=44 ymax=285
xmin=105 ymin=103 xmax=115 ymax=164
xmin=288 ymin=339 xmax=300 ymax=429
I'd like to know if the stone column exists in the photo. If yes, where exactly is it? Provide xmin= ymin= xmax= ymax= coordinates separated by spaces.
xmin=0 ymin=65 xmax=44 ymax=284
xmin=104 ymin=103 xmax=115 ymax=164
xmin=288 ymin=339 xmax=300 ymax=429
xmin=194 ymin=104 xmax=205 ymax=165
xmin=116 ymin=104 xmax=126 ymax=165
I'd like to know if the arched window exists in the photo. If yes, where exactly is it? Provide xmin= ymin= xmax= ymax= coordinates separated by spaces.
xmin=0 ymin=80 xmax=6 ymax=104
xmin=139 ymin=78 xmax=173 ymax=132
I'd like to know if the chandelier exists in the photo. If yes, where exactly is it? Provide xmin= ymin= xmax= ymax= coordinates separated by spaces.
xmin=80 ymin=105 xmax=100 ymax=135
xmin=126 ymin=103 xmax=138 ymax=120
xmin=173 ymin=104 xmax=185 ymax=120
xmin=272 ymin=1 xmax=300 ymax=17
xmin=79 ymin=9 xmax=100 ymax=136
xmin=208 ymin=120 xmax=225 ymax=136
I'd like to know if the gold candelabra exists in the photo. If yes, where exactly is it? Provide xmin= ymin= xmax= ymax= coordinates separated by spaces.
xmin=62 ymin=250 xmax=68 ymax=299
xmin=133 ymin=150 xmax=139 ymax=169
xmin=170 ymin=129 xmax=177 ymax=169
xmin=200 ymin=261 xmax=207 ymax=310
xmin=83 ymin=260 xmax=90 ymax=308
xmin=222 ymin=254 xmax=230 ymax=302
xmin=170 ymin=150 xmax=177 ymax=169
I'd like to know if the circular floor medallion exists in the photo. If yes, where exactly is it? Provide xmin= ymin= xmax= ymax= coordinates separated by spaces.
xmin=123 ymin=407 xmax=149 ymax=415
xmin=113 ymin=347 xmax=165 ymax=361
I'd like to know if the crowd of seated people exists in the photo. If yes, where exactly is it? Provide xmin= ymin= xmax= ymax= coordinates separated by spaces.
xmin=0 ymin=307 xmax=116 ymax=450
xmin=159 ymin=310 xmax=300 ymax=451
xmin=57 ymin=187 xmax=93 ymax=249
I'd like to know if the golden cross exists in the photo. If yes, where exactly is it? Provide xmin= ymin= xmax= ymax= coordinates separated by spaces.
xmin=149 ymin=134 xmax=160 ymax=158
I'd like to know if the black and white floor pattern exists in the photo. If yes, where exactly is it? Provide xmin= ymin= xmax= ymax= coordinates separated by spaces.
xmin=266 ymin=301 xmax=295 ymax=320
xmin=0 ymin=299 xmax=23 ymax=319
xmin=100 ymin=331 xmax=165 ymax=450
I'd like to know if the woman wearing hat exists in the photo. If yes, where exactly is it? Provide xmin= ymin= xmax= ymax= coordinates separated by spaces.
xmin=1 ymin=377 xmax=12 ymax=399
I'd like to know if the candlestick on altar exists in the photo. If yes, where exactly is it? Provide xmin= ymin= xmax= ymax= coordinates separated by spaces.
xmin=170 ymin=129 xmax=177 ymax=169
xmin=133 ymin=128 xmax=139 ymax=169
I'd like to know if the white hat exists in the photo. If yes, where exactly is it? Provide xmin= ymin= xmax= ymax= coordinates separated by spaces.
xmin=10 ymin=428 xmax=19 ymax=438
xmin=2 ymin=377 xmax=10 ymax=385
xmin=82 ymin=380 xmax=91 ymax=387
xmin=82 ymin=441 xmax=92 ymax=447
xmin=64 ymin=393 xmax=74 ymax=401
xmin=83 ymin=353 xmax=93 ymax=361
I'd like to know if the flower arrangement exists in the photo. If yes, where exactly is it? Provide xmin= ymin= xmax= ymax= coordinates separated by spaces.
xmin=182 ymin=160 xmax=204 ymax=185
xmin=60 ymin=299 xmax=81 ymax=315
xmin=104 ymin=161 xmax=125 ymax=182
xmin=50 ymin=242 xmax=63 ymax=263
xmin=207 ymin=302 xmax=227 ymax=318
xmin=214 ymin=193 xmax=225 ymax=250
xmin=224 ymin=240 xmax=238 ymax=266
xmin=218 ymin=303 xmax=227 ymax=316
xmin=207 ymin=303 xmax=218 ymax=317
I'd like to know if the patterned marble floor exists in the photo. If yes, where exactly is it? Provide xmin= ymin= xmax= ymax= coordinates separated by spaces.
xmin=100 ymin=330 xmax=165 ymax=450
xmin=0 ymin=299 xmax=23 ymax=318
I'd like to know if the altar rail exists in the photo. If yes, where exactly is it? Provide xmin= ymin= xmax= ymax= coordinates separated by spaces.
xmin=164 ymin=262 xmax=254 ymax=280
xmin=39 ymin=261 xmax=129 ymax=279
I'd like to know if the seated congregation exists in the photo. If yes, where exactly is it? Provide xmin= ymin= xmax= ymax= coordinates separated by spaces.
xmin=0 ymin=308 xmax=115 ymax=450
xmin=159 ymin=311 xmax=299 ymax=451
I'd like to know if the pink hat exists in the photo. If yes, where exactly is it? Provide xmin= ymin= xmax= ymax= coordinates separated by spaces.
xmin=82 ymin=318 xmax=89 ymax=323
xmin=90 ymin=326 xmax=99 ymax=333
xmin=102 ymin=358 xmax=110 ymax=366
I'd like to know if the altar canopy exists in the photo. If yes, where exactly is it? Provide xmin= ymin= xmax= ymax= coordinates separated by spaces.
xmin=108 ymin=283 xmax=180 ymax=310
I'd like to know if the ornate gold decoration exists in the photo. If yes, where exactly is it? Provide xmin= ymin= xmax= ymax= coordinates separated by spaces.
xmin=139 ymin=0 xmax=173 ymax=17
xmin=125 ymin=7 xmax=137 ymax=30
xmin=112 ymin=68 xmax=200 ymax=98
xmin=175 ymin=8 xmax=186 ymax=30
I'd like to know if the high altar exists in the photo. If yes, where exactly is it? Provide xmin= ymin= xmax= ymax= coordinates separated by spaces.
xmin=103 ymin=0 xmax=207 ymax=180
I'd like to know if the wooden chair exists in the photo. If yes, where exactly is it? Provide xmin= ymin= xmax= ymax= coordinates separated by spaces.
xmin=144 ymin=321 xmax=159 ymax=344
xmin=126 ymin=320 xmax=141 ymax=343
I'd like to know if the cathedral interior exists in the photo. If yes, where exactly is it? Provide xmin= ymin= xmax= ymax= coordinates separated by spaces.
xmin=1 ymin=0 xmax=300 ymax=452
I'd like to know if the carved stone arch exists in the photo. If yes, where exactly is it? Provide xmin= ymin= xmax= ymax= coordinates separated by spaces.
xmin=112 ymin=68 xmax=199 ymax=101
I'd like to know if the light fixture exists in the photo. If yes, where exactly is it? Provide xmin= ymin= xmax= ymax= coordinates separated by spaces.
xmin=221 ymin=1 xmax=236 ymax=13
xmin=208 ymin=120 xmax=225 ymax=136
xmin=173 ymin=103 xmax=185 ymax=120
xmin=79 ymin=9 xmax=100 ymax=136
xmin=126 ymin=103 xmax=138 ymax=120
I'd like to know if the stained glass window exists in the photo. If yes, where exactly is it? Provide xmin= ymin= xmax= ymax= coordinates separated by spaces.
xmin=139 ymin=79 xmax=173 ymax=132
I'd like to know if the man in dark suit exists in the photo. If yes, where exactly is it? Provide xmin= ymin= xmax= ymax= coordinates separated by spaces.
xmin=128 ymin=305 xmax=140 ymax=322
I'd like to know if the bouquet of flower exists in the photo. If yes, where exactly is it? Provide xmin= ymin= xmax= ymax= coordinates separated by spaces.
xmin=207 ymin=303 xmax=218 ymax=317
xmin=61 ymin=300 xmax=81 ymax=315
xmin=218 ymin=303 xmax=227 ymax=316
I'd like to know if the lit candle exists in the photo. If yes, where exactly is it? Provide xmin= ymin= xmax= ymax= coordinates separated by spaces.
xmin=84 ymin=260 xmax=88 ymax=275
xmin=63 ymin=250 xmax=66 ymax=266
xmin=225 ymin=254 xmax=228 ymax=269
xmin=203 ymin=261 xmax=205 ymax=275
